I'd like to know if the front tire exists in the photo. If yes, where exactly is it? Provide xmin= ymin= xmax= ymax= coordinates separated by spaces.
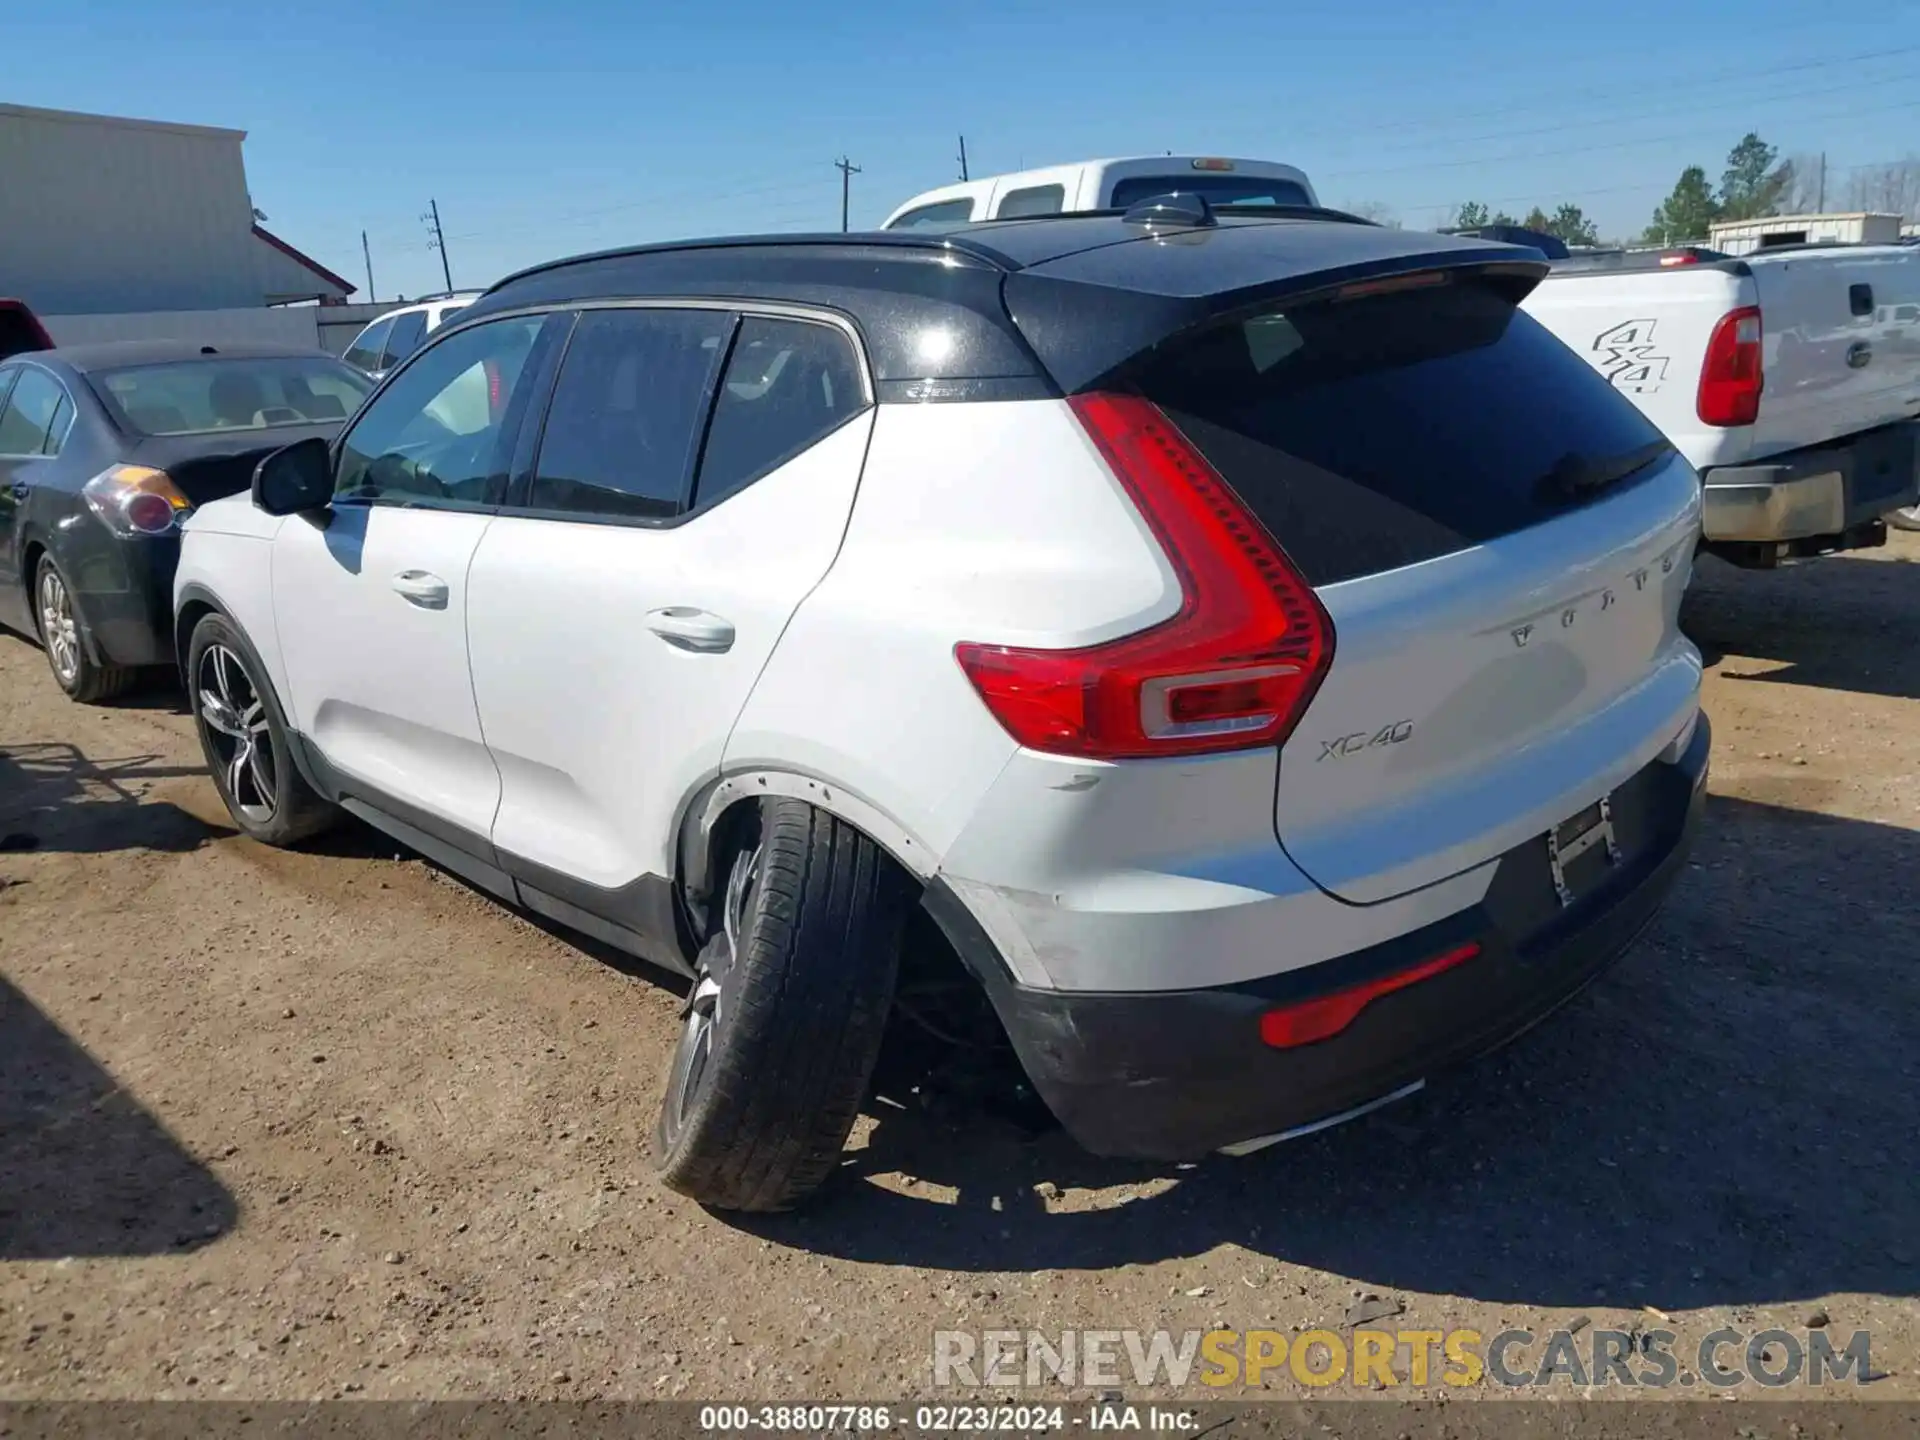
xmin=35 ymin=555 xmax=135 ymax=703
xmin=187 ymin=613 xmax=337 ymax=846
xmin=654 ymin=798 xmax=908 ymax=1211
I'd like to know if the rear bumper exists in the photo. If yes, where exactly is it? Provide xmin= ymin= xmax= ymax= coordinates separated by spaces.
xmin=943 ymin=714 xmax=1709 ymax=1161
xmin=1700 ymin=419 xmax=1919 ymax=544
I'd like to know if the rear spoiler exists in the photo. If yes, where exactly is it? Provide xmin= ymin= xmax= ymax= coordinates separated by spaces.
xmin=1004 ymin=240 xmax=1550 ymax=394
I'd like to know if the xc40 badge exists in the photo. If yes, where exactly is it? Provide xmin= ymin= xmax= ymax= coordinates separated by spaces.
xmin=1318 ymin=720 xmax=1414 ymax=761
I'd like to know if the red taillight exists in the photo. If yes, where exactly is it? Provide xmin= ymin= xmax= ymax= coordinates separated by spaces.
xmin=1259 ymin=941 xmax=1481 ymax=1049
xmin=953 ymin=392 xmax=1334 ymax=760
xmin=1697 ymin=305 xmax=1763 ymax=427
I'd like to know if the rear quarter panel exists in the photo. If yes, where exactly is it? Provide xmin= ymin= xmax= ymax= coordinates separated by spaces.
xmin=725 ymin=399 xmax=1178 ymax=869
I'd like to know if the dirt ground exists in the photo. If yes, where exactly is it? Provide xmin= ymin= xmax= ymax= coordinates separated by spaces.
xmin=2 ymin=536 xmax=1916 ymax=1408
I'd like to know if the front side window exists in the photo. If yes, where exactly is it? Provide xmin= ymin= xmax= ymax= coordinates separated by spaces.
xmin=694 ymin=317 xmax=867 ymax=510
xmin=382 ymin=311 xmax=429 ymax=368
xmin=887 ymin=198 xmax=974 ymax=229
xmin=527 ymin=308 xmax=732 ymax=520
xmin=335 ymin=316 xmax=545 ymax=508
xmin=995 ymin=185 xmax=1065 ymax=219
xmin=94 ymin=357 xmax=370 ymax=436
xmin=343 ymin=317 xmax=393 ymax=372
xmin=0 ymin=369 xmax=67 ymax=456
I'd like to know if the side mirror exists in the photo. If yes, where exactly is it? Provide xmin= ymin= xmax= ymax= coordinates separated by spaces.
xmin=252 ymin=436 xmax=333 ymax=516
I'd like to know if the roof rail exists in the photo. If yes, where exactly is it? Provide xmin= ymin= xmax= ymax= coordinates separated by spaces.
xmin=486 ymin=232 xmax=1021 ymax=295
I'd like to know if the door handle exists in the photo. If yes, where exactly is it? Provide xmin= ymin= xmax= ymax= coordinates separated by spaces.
xmin=9 ymin=482 xmax=26 ymax=501
xmin=646 ymin=606 xmax=736 ymax=653
xmin=391 ymin=569 xmax=450 ymax=608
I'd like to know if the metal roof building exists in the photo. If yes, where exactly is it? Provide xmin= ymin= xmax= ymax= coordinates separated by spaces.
xmin=0 ymin=102 xmax=353 ymax=315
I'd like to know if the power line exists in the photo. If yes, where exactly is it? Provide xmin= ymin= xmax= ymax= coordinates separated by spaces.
xmin=1329 ymin=94 xmax=1920 ymax=181
xmin=1309 ymin=63 xmax=1920 ymax=161
xmin=1266 ymin=41 xmax=1920 ymax=149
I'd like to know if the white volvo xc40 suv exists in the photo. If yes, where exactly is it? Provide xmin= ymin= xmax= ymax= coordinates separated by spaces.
xmin=176 ymin=199 xmax=1708 ymax=1210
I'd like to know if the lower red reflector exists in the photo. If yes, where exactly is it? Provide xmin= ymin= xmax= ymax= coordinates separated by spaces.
xmin=1259 ymin=941 xmax=1481 ymax=1049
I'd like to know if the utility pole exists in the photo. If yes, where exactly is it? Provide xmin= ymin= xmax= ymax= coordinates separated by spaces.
xmin=834 ymin=156 xmax=861 ymax=233
xmin=957 ymin=134 xmax=969 ymax=182
xmin=361 ymin=230 xmax=376 ymax=304
xmin=422 ymin=198 xmax=453 ymax=292
xmin=1817 ymin=152 xmax=1827 ymax=212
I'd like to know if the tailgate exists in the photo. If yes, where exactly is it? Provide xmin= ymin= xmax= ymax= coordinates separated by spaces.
xmin=1137 ymin=272 xmax=1704 ymax=904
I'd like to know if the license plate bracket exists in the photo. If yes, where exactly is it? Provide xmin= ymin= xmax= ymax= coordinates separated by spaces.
xmin=1547 ymin=795 xmax=1621 ymax=907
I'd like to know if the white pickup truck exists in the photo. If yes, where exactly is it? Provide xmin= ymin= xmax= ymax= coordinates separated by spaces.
xmin=1522 ymin=243 xmax=1920 ymax=565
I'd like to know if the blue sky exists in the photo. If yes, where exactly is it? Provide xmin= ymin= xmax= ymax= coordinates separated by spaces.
xmin=6 ymin=0 xmax=1918 ymax=300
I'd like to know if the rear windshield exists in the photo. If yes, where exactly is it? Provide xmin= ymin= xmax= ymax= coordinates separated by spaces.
xmin=1134 ymin=277 xmax=1671 ymax=586
xmin=94 ymin=356 xmax=372 ymax=437
xmin=1109 ymin=174 xmax=1312 ymax=209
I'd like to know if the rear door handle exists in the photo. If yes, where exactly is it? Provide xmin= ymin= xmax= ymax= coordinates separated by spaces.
xmin=391 ymin=569 xmax=450 ymax=608
xmin=646 ymin=606 xmax=735 ymax=653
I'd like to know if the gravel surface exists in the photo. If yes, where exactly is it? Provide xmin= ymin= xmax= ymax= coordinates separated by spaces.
xmin=2 ymin=538 xmax=1916 ymax=1405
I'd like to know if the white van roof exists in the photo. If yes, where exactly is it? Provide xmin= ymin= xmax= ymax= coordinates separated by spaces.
xmin=882 ymin=156 xmax=1319 ymax=229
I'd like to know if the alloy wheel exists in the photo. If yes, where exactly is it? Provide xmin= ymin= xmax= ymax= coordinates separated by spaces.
xmin=197 ymin=644 xmax=278 ymax=825
xmin=667 ymin=841 xmax=761 ymax=1131
xmin=37 ymin=567 xmax=80 ymax=685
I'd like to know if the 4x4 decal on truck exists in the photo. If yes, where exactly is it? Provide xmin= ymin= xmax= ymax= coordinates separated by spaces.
xmin=1591 ymin=318 xmax=1669 ymax=393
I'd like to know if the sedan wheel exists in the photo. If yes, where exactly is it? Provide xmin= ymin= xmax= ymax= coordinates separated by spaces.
xmin=197 ymin=643 xmax=278 ymax=826
xmin=37 ymin=566 xmax=81 ymax=686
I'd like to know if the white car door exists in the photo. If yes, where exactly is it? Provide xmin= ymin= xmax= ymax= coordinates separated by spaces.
xmin=272 ymin=313 xmax=551 ymax=843
xmin=465 ymin=307 xmax=874 ymax=936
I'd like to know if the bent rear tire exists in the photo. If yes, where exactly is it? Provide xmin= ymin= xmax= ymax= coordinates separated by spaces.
xmin=187 ymin=612 xmax=338 ymax=847
xmin=36 ymin=556 xmax=136 ymax=703
xmin=654 ymin=798 xmax=908 ymax=1212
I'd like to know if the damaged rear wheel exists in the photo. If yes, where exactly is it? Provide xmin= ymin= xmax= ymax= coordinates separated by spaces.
xmin=653 ymin=797 xmax=908 ymax=1211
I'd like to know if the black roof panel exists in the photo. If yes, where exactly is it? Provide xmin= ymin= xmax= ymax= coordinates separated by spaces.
xmin=469 ymin=217 xmax=1550 ymax=398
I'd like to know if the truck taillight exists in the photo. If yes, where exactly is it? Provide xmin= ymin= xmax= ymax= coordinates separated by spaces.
xmin=954 ymin=393 xmax=1334 ymax=760
xmin=1697 ymin=305 xmax=1763 ymax=427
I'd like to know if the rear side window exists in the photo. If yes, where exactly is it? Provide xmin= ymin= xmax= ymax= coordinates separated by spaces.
xmin=0 ymin=369 xmax=67 ymax=456
xmin=344 ymin=317 xmax=392 ymax=372
xmin=996 ymin=185 xmax=1064 ymax=219
xmin=1109 ymin=174 xmax=1313 ymax=209
xmin=694 ymin=317 xmax=867 ymax=510
xmin=529 ymin=308 xmax=732 ymax=520
xmin=888 ymin=198 xmax=974 ymax=229
xmin=41 ymin=394 xmax=72 ymax=456
xmin=1134 ymin=279 xmax=1670 ymax=586
xmin=383 ymin=310 xmax=428 ymax=367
